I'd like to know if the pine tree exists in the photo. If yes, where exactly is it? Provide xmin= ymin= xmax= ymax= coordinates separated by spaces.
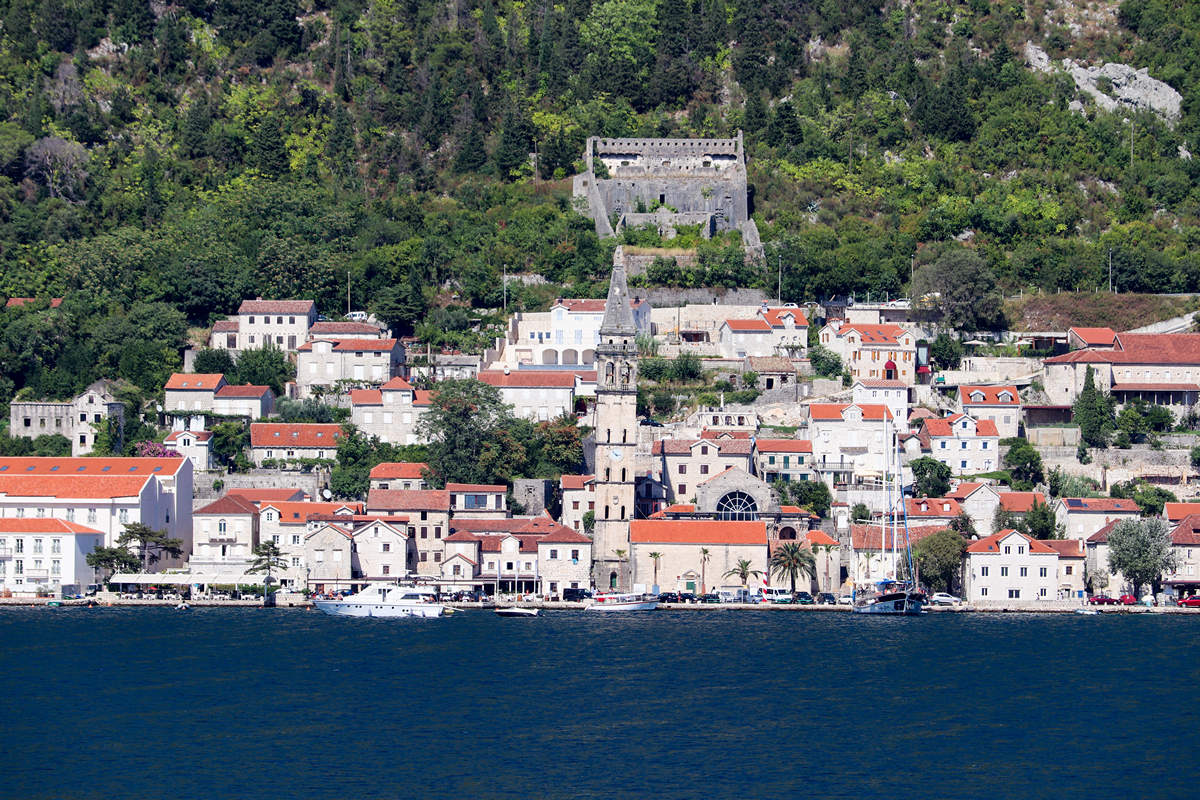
xmin=743 ymin=90 xmax=768 ymax=138
xmin=181 ymin=98 xmax=211 ymax=158
xmin=252 ymin=113 xmax=289 ymax=177
xmin=454 ymin=123 xmax=487 ymax=173
xmin=326 ymin=104 xmax=356 ymax=183
xmin=493 ymin=106 xmax=531 ymax=179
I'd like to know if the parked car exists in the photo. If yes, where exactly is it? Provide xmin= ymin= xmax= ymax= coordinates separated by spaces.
xmin=1119 ymin=594 xmax=1138 ymax=605
xmin=793 ymin=591 xmax=814 ymax=605
xmin=677 ymin=592 xmax=697 ymax=603
xmin=657 ymin=592 xmax=681 ymax=603
xmin=816 ymin=592 xmax=837 ymax=605
xmin=1178 ymin=595 xmax=1200 ymax=608
xmin=698 ymin=593 xmax=721 ymax=604
xmin=930 ymin=592 xmax=962 ymax=606
xmin=1088 ymin=594 xmax=1120 ymax=605
xmin=837 ymin=593 xmax=854 ymax=605
xmin=562 ymin=588 xmax=592 ymax=602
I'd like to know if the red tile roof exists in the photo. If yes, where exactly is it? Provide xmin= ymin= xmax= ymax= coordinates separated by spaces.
xmin=447 ymin=483 xmax=505 ymax=493
xmin=906 ymin=497 xmax=963 ymax=518
xmin=298 ymin=338 xmax=398 ymax=352
xmin=805 ymin=530 xmax=838 ymax=546
xmin=754 ymin=439 xmax=813 ymax=453
xmin=857 ymin=378 xmax=906 ymax=388
xmin=551 ymin=298 xmax=644 ymax=313
xmin=559 ymin=474 xmax=594 ymax=491
xmin=809 ymin=403 xmax=892 ymax=421
xmin=630 ymin=519 xmax=767 ymax=545
xmin=1042 ymin=539 xmax=1084 ymax=558
xmin=165 ymin=373 xmax=225 ymax=391
xmin=0 ymin=457 xmax=187 ymax=476
xmin=1165 ymin=502 xmax=1200 ymax=522
xmin=0 ymin=518 xmax=102 ymax=534
xmin=699 ymin=430 xmax=753 ymax=439
xmin=6 ymin=297 xmax=62 ymax=308
xmin=651 ymin=439 xmax=753 ymax=455
xmin=1170 ymin=514 xmax=1200 ymax=545
xmin=1048 ymin=333 xmax=1200 ymax=366
xmin=349 ymin=389 xmax=382 ymax=405
xmin=760 ymin=307 xmax=809 ymax=327
xmin=850 ymin=523 xmax=948 ymax=550
xmin=833 ymin=323 xmax=910 ymax=346
xmin=259 ymin=500 xmax=362 ymax=521
xmin=1059 ymin=497 xmax=1139 ymax=513
xmin=195 ymin=495 xmax=260 ymax=516
xmin=959 ymin=385 xmax=1020 ymax=406
xmin=0 ymin=474 xmax=152 ymax=499
xmin=310 ymin=321 xmax=381 ymax=335
xmin=920 ymin=413 xmax=999 ymax=438
xmin=369 ymin=462 xmax=428 ymax=480
xmin=1086 ymin=519 xmax=1120 ymax=543
xmin=211 ymin=319 xmax=239 ymax=332
xmin=1069 ymin=327 xmax=1117 ymax=347
xmin=649 ymin=503 xmax=696 ymax=518
xmin=1110 ymin=383 xmax=1200 ymax=392
xmin=366 ymin=489 xmax=450 ymax=512
xmin=724 ymin=318 xmax=772 ymax=332
xmin=967 ymin=529 xmax=1057 ymax=554
xmin=476 ymin=370 xmax=595 ymax=388
xmin=382 ymin=377 xmax=414 ymax=391
xmin=164 ymin=430 xmax=213 ymax=442
xmin=998 ymin=492 xmax=1046 ymax=512
xmin=238 ymin=299 xmax=315 ymax=314
xmin=250 ymin=423 xmax=344 ymax=448
xmin=215 ymin=384 xmax=271 ymax=398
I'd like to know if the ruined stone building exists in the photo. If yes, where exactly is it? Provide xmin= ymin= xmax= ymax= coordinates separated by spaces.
xmin=572 ymin=134 xmax=761 ymax=252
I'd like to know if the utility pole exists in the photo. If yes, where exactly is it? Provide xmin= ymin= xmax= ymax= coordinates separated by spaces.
xmin=503 ymin=264 xmax=508 ymax=312
xmin=1109 ymin=247 xmax=1113 ymax=293
xmin=777 ymin=254 xmax=782 ymax=305
xmin=346 ymin=271 xmax=351 ymax=315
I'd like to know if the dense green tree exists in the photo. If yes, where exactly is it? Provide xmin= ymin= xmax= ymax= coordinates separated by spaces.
xmin=1107 ymin=518 xmax=1176 ymax=598
xmin=913 ymin=248 xmax=1005 ymax=331
xmin=1110 ymin=479 xmax=1177 ymax=517
xmin=116 ymin=522 xmax=183 ymax=572
xmin=417 ymin=379 xmax=520 ymax=486
xmin=85 ymin=545 xmax=142 ymax=581
xmin=1002 ymin=438 xmax=1044 ymax=490
xmin=231 ymin=344 xmax=294 ymax=396
xmin=929 ymin=334 xmax=963 ymax=371
xmin=913 ymin=529 xmax=967 ymax=594
xmin=808 ymin=345 xmax=842 ymax=378
xmin=911 ymin=457 xmax=952 ymax=498
xmin=192 ymin=348 xmax=237 ymax=376
xmin=1073 ymin=367 xmax=1115 ymax=448
xmin=1022 ymin=501 xmax=1064 ymax=540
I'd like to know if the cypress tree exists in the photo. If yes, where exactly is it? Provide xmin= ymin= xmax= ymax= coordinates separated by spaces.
xmin=1073 ymin=366 xmax=1114 ymax=448
xmin=454 ymin=124 xmax=487 ymax=173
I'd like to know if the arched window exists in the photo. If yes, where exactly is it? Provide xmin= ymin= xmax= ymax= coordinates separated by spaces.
xmin=609 ymin=571 xmax=618 ymax=589
xmin=778 ymin=527 xmax=797 ymax=540
xmin=604 ymin=467 xmax=611 ymax=481
xmin=620 ymin=505 xmax=626 ymax=519
xmin=218 ymin=519 xmax=227 ymax=533
xmin=715 ymin=491 xmax=759 ymax=521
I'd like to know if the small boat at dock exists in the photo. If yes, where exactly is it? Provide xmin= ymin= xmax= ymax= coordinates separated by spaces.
xmin=585 ymin=592 xmax=657 ymax=612
xmin=495 ymin=607 xmax=539 ymax=617
xmin=312 ymin=585 xmax=444 ymax=618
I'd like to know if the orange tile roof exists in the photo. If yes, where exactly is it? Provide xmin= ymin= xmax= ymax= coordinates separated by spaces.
xmin=298 ymin=338 xmax=398 ymax=352
xmin=1041 ymin=539 xmax=1084 ymax=557
xmin=559 ymin=474 xmax=595 ymax=491
xmin=476 ymin=370 xmax=595 ymax=388
xmin=369 ymin=462 xmax=428 ymax=480
xmin=921 ymin=413 xmax=999 ymax=438
xmin=309 ymin=321 xmax=380 ymax=335
xmin=238 ymin=299 xmax=314 ymax=314
xmin=906 ymin=497 xmax=963 ymax=518
xmin=998 ymin=492 xmax=1046 ymax=512
xmin=651 ymin=438 xmax=753 ymax=455
xmin=211 ymin=319 xmax=239 ymax=332
xmin=966 ymin=529 xmax=1057 ymax=554
xmin=809 ymin=403 xmax=892 ymax=421
xmin=754 ymin=439 xmax=813 ymax=453
xmin=165 ymin=430 xmax=213 ymax=442
xmin=630 ymin=519 xmax=767 ymax=545
xmin=1058 ymin=497 xmax=1139 ymax=513
xmin=946 ymin=482 xmax=986 ymax=500
xmin=724 ymin=318 xmax=772 ymax=332
xmin=165 ymin=373 xmax=225 ymax=391
xmin=1069 ymin=327 xmax=1117 ymax=347
xmin=447 ymin=483 xmax=505 ymax=493
xmin=1087 ymin=519 xmax=1121 ymax=543
xmin=760 ymin=307 xmax=809 ymax=327
xmin=834 ymin=323 xmax=909 ymax=346
xmin=6 ymin=297 xmax=63 ymax=308
xmin=259 ymin=500 xmax=363 ymax=522
xmin=805 ymin=530 xmax=838 ymax=546
xmin=850 ymin=523 xmax=948 ymax=550
xmin=1048 ymin=333 xmax=1200 ymax=366
xmin=349 ymin=389 xmax=382 ymax=405
xmin=0 ymin=474 xmax=152 ymax=499
xmin=1165 ymin=502 xmax=1200 ymax=522
xmin=195 ymin=495 xmax=260 ymax=516
xmin=381 ymin=377 xmax=414 ymax=391
xmin=0 ymin=457 xmax=187 ymax=476
xmin=0 ymin=517 xmax=103 ymax=534
xmin=215 ymin=384 xmax=271 ymax=398
xmin=366 ymin=489 xmax=451 ymax=512
xmin=553 ymin=298 xmax=606 ymax=312
xmin=227 ymin=488 xmax=307 ymax=502
xmin=856 ymin=378 xmax=906 ymax=388
xmin=959 ymin=385 xmax=1019 ymax=406
xmin=1170 ymin=514 xmax=1200 ymax=546
xmin=250 ymin=423 xmax=344 ymax=448
xmin=699 ymin=430 xmax=753 ymax=439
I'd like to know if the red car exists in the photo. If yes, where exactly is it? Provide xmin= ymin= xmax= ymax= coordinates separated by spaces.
xmin=1119 ymin=594 xmax=1138 ymax=605
xmin=1088 ymin=594 xmax=1120 ymax=605
xmin=1179 ymin=595 xmax=1200 ymax=608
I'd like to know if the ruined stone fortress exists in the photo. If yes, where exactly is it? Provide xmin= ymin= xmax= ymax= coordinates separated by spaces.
xmin=572 ymin=133 xmax=762 ymax=253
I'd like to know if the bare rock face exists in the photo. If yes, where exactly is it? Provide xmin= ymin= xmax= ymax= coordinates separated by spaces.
xmin=1063 ymin=59 xmax=1182 ymax=124
xmin=1023 ymin=41 xmax=1053 ymax=74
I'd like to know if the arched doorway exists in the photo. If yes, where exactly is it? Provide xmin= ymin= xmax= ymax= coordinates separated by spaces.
xmin=778 ymin=526 xmax=797 ymax=540
xmin=543 ymin=350 xmax=559 ymax=365
xmin=562 ymin=348 xmax=579 ymax=365
xmin=609 ymin=571 xmax=618 ymax=589
xmin=884 ymin=359 xmax=897 ymax=380
xmin=716 ymin=491 xmax=759 ymax=521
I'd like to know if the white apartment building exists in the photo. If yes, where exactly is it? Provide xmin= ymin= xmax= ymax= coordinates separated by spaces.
xmin=717 ymin=306 xmax=809 ymax=359
xmin=447 ymin=484 xmax=508 ymax=518
xmin=189 ymin=494 xmax=259 ymax=576
xmin=208 ymin=299 xmax=318 ymax=352
xmin=753 ymin=439 xmax=814 ymax=484
xmin=818 ymin=321 xmax=918 ymax=384
xmin=964 ymin=530 xmax=1058 ymax=605
xmin=8 ymin=380 xmax=125 ymax=456
xmin=959 ymin=385 xmax=1021 ymax=439
xmin=296 ymin=338 xmax=404 ymax=399
xmin=0 ymin=518 xmax=104 ymax=595
xmin=164 ymin=429 xmax=213 ymax=472
xmin=504 ymin=297 xmax=651 ymax=367
xmin=257 ymin=500 xmax=363 ymax=586
xmin=164 ymin=373 xmax=275 ymax=418
xmin=476 ymin=369 xmax=596 ymax=421
xmin=807 ymin=403 xmax=894 ymax=487
xmin=1052 ymin=497 xmax=1141 ymax=541
xmin=0 ymin=457 xmax=193 ymax=566
xmin=559 ymin=474 xmax=596 ymax=532
xmin=851 ymin=380 xmax=908 ymax=432
xmin=440 ymin=516 xmax=592 ymax=596
xmin=349 ymin=378 xmax=433 ymax=446
xmin=249 ymin=423 xmax=345 ymax=466
xmin=915 ymin=413 xmax=1000 ymax=476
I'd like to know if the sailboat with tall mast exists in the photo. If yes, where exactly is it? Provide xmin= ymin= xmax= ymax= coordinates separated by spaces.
xmin=852 ymin=409 xmax=926 ymax=616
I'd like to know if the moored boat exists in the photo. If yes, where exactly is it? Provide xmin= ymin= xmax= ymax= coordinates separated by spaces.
xmin=852 ymin=583 xmax=926 ymax=616
xmin=312 ymin=585 xmax=445 ymax=618
xmin=585 ymin=592 xmax=657 ymax=612
xmin=495 ymin=606 xmax=540 ymax=617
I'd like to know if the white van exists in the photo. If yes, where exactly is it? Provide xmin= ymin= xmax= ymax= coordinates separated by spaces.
xmin=717 ymin=587 xmax=752 ymax=604
xmin=760 ymin=586 xmax=792 ymax=603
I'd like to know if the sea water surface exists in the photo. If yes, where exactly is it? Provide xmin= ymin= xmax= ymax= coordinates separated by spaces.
xmin=1 ymin=607 xmax=1198 ymax=799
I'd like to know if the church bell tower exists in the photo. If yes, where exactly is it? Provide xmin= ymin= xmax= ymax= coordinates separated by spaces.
xmin=591 ymin=262 xmax=639 ymax=591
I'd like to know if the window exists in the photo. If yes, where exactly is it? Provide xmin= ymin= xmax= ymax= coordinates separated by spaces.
xmin=1039 ymin=567 xmax=1047 ymax=578
xmin=452 ymin=564 xmax=462 ymax=576
xmin=677 ymin=484 xmax=685 ymax=495
xmin=35 ymin=508 xmax=45 ymax=518
xmin=51 ymin=538 xmax=60 ymax=554
xmin=1000 ymin=566 xmax=1009 ymax=577
xmin=292 ymin=557 xmax=300 ymax=567
xmin=1065 ymin=565 xmax=1073 ymax=575
xmin=549 ymin=549 xmax=558 ymax=560
xmin=1019 ymin=567 xmax=1027 ymax=577
xmin=382 ymin=542 xmax=390 ymax=553
xmin=1018 ymin=545 xmax=1025 ymax=555
xmin=249 ymin=316 xmax=255 ymax=324
xmin=960 ymin=441 xmax=968 ymax=449
xmin=571 ymin=549 xmax=579 ymax=561
xmin=65 ymin=508 xmax=74 ymax=522
xmin=32 ymin=539 xmax=42 ymax=554
xmin=1008 ymin=589 xmax=1020 ymax=599
xmin=420 ymin=552 xmax=428 ymax=562
xmin=118 ymin=509 xmax=129 ymax=524
xmin=292 ymin=535 xmax=301 ymax=545
xmin=572 ymin=501 xmax=580 ymax=510
xmin=940 ymin=442 xmax=947 ymax=449
xmin=421 ymin=527 xmax=428 ymax=538
xmin=434 ymin=552 xmax=441 ymax=562
xmin=980 ymin=587 xmax=988 ymax=596
xmin=678 ymin=465 xmax=687 ymax=475
xmin=51 ymin=559 xmax=60 ymax=576
xmin=700 ymin=464 xmax=709 ymax=475
xmin=980 ymin=566 xmax=988 ymax=577
xmin=218 ymin=519 xmax=227 ymax=533
xmin=1039 ymin=587 xmax=1047 ymax=597
xmin=1003 ymin=545 xmax=1011 ymax=555
xmin=981 ymin=441 xmax=989 ymax=450
xmin=382 ymin=565 xmax=390 ymax=575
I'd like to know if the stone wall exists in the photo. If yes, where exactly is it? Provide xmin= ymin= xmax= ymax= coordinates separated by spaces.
xmin=193 ymin=469 xmax=327 ymax=503
xmin=1026 ymin=427 xmax=1081 ymax=447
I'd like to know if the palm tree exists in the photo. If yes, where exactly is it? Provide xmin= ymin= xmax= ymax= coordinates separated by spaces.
xmin=770 ymin=542 xmax=816 ymax=594
xmin=699 ymin=547 xmax=711 ymax=593
xmin=723 ymin=558 xmax=763 ymax=588
xmin=247 ymin=541 xmax=288 ymax=606
xmin=649 ymin=551 xmax=663 ymax=588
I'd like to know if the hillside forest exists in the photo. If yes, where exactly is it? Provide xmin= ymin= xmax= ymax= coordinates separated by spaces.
xmin=0 ymin=0 xmax=1198 ymax=412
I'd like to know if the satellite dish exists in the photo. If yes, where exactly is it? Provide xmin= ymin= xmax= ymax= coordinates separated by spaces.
xmin=322 ymin=489 xmax=332 ymax=499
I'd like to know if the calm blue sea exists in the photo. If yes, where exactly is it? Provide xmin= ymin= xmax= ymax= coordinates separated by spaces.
xmin=1 ymin=607 xmax=1197 ymax=799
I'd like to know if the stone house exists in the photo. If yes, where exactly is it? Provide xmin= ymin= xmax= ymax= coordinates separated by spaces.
xmin=249 ymin=423 xmax=344 ymax=466
xmin=851 ymin=380 xmax=908 ymax=431
xmin=164 ymin=429 xmax=213 ymax=473
xmin=559 ymin=474 xmax=596 ymax=532
xmin=189 ymin=494 xmax=259 ymax=576
xmin=964 ymin=530 xmax=1059 ymax=605
xmin=257 ymin=500 xmax=363 ymax=586
xmin=1043 ymin=538 xmax=1087 ymax=600
xmin=1052 ymin=497 xmax=1141 ymax=541
xmin=305 ymin=522 xmax=355 ymax=593
xmin=818 ymin=321 xmax=918 ymax=384
xmin=807 ymin=403 xmax=894 ymax=487
xmin=447 ymin=483 xmax=508 ymax=518
xmin=915 ymin=413 xmax=1000 ymax=476
xmin=946 ymin=482 xmax=1001 ymax=535
xmin=718 ymin=307 xmax=809 ymax=359
xmin=440 ymin=516 xmax=590 ymax=596
xmin=349 ymin=378 xmax=433 ymax=446
xmin=1067 ymin=327 xmax=1117 ymax=350
xmin=958 ymin=385 xmax=1021 ymax=439
xmin=744 ymin=356 xmax=798 ymax=392
xmin=475 ymin=369 xmax=596 ymax=421
xmin=1165 ymin=514 xmax=1200 ymax=598
xmin=163 ymin=373 xmax=274 ymax=419
xmin=904 ymin=497 xmax=964 ymax=527
xmin=209 ymin=299 xmax=318 ymax=353
xmin=365 ymin=489 xmax=451 ymax=576
xmin=368 ymin=462 xmax=429 ymax=492
xmin=296 ymin=338 xmax=405 ymax=399
xmin=8 ymin=379 xmax=125 ymax=456
xmin=628 ymin=518 xmax=769 ymax=595
xmin=753 ymin=439 xmax=814 ymax=484
xmin=504 ymin=297 xmax=650 ymax=368
xmin=347 ymin=517 xmax=413 ymax=582
xmin=649 ymin=437 xmax=753 ymax=505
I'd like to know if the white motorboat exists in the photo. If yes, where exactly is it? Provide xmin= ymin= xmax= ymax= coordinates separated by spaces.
xmin=585 ymin=592 xmax=657 ymax=612
xmin=312 ymin=585 xmax=445 ymax=618
xmin=494 ymin=606 xmax=540 ymax=617
xmin=1074 ymin=607 xmax=1100 ymax=615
